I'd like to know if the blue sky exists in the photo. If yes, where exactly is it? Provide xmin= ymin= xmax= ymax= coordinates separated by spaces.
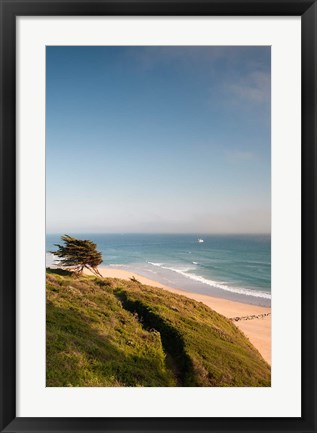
xmin=46 ymin=46 xmax=270 ymax=234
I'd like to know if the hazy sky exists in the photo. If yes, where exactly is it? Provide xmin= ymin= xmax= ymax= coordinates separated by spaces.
xmin=46 ymin=46 xmax=271 ymax=234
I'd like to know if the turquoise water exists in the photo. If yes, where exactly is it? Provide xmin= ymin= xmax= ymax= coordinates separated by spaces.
xmin=46 ymin=234 xmax=271 ymax=307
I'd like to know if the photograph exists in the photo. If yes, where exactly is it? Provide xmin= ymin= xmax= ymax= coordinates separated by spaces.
xmin=2 ymin=1 xmax=316 ymax=430
xmin=46 ymin=45 xmax=271 ymax=387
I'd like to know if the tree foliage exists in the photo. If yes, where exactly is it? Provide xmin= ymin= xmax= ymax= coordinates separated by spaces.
xmin=51 ymin=235 xmax=103 ymax=277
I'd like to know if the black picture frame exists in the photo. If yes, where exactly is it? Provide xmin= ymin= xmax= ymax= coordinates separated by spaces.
xmin=0 ymin=1 xmax=316 ymax=432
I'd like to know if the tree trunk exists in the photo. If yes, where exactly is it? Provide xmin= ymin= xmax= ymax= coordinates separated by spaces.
xmin=84 ymin=265 xmax=103 ymax=278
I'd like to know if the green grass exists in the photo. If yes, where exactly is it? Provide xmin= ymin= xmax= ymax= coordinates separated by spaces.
xmin=46 ymin=270 xmax=271 ymax=387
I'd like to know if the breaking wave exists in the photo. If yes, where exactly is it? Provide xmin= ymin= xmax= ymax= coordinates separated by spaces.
xmin=147 ymin=262 xmax=271 ymax=300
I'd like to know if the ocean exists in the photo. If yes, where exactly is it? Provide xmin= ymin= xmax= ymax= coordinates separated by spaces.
xmin=46 ymin=234 xmax=271 ymax=307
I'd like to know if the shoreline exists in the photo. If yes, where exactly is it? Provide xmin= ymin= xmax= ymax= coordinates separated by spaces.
xmin=84 ymin=266 xmax=271 ymax=365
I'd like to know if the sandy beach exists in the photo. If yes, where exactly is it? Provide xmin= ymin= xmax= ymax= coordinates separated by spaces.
xmin=85 ymin=267 xmax=271 ymax=364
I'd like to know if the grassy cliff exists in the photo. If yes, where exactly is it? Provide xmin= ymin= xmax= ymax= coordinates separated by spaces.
xmin=46 ymin=269 xmax=271 ymax=387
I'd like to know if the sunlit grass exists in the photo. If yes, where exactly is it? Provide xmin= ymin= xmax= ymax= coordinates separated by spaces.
xmin=46 ymin=270 xmax=270 ymax=387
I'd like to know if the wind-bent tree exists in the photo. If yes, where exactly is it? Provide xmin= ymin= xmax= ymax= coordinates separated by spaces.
xmin=51 ymin=235 xmax=103 ymax=277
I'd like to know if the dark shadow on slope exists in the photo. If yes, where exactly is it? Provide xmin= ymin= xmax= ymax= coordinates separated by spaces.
xmin=46 ymin=267 xmax=74 ymax=277
xmin=115 ymin=290 xmax=197 ymax=386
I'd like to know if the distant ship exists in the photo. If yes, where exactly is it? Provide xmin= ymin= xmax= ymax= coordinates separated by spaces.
xmin=197 ymin=238 xmax=204 ymax=243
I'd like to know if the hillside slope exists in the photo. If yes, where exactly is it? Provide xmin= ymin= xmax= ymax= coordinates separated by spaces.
xmin=46 ymin=270 xmax=271 ymax=387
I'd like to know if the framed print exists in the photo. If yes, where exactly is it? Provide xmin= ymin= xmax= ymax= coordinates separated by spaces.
xmin=0 ymin=1 xmax=316 ymax=432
